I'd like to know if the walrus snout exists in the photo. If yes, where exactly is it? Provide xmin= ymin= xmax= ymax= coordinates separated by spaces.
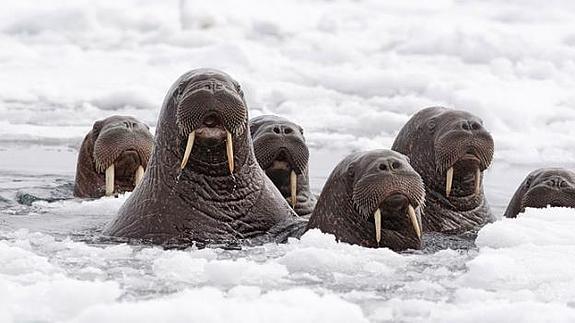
xmin=522 ymin=176 xmax=575 ymax=209
xmin=176 ymin=75 xmax=247 ymax=138
xmin=177 ymin=71 xmax=248 ymax=174
xmin=522 ymin=189 xmax=575 ymax=210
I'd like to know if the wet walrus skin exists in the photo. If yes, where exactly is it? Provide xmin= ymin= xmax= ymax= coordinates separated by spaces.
xmin=307 ymin=150 xmax=425 ymax=251
xmin=504 ymin=168 xmax=575 ymax=218
xmin=74 ymin=115 xmax=153 ymax=198
xmin=250 ymin=115 xmax=316 ymax=217
xmin=392 ymin=107 xmax=495 ymax=234
xmin=104 ymin=69 xmax=301 ymax=244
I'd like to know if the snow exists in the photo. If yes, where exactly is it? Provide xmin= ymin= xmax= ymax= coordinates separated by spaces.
xmin=2 ymin=0 xmax=575 ymax=164
xmin=2 ymin=206 xmax=575 ymax=322
xmin=2 ymin=0 xmax=575 ymax=322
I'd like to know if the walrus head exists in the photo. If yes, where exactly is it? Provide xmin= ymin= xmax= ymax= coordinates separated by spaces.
xmin=392 ymin=107 xmax=495 ymax=233
xmin=74 ymin=115 xmax=153 ymax=198
xmin=250 ymin=115 xmax=311 ymax=211
xmin=307 ymin=150 xmax=425 ymax=251
xmin=504 ymin=168 xmax=575 ymax=218
xmin=175 ymin=69 xmax=248 ymax=176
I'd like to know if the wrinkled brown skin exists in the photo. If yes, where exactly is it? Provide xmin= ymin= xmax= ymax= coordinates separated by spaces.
xmin=74 ymin=115 xmax=153 ymax=198
xmin=392 ymin=107 xmax=495 ymax=234
xmin=504 ymin=168 xmax=575 ymax=218
xmin=307 ymin=150 xmax=425 ymax=251
xmin=104 ymin=69 xmax=304 ymax=245
xmin=250 ymin=115 xmax=316 ymax=217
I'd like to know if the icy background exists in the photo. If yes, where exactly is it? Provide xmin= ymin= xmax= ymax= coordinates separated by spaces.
xmin=1 ymin=0 xmax=575 ymax=322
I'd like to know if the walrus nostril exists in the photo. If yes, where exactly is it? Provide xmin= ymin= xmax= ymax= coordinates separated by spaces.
xmin=379 ymin=163 xmax=388 ymax=171
xmin=284 ymin=127 xmax=293 ymax=134
xmin=391 ymin=161 xmax=401 ymax=170
xmin=461 ymin=121 xmax=470 ymax=131
xmin=273 ymin=126 xmax=281 ymax=134
xmin=470 ymin=121 xmax=482 ymax=131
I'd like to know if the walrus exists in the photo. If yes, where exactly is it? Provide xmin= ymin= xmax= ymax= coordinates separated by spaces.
xmin=104 ymin=69 xmax=301 ymax=245
xmin=306 ymin=150 xmax=424 ymax=251
xmin=504 ymin=168 xmax=575 ymax=218
xmin=74 ymin=115 xmax=153 ymax=198
xmin=250 ymin=115 xmax=316 ymax=217
xmin=392 ymin=107 xmax=495 ymax=233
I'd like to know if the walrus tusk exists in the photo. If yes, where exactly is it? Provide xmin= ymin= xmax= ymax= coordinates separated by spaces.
xmin=134 ymin=165 xmax=145 ymax=187
xmin=290 ymin=170 xmax=297 ymax=208
xmin=374 ymin=208 xmax=382 ymax=245
xmin=180 ymin=131 xmax=195 ymax=170
xmin=446 ymin=167 xmax=454 ymax=197
xmin=475 ymin=168 xmax=481 ymax=197
xmin=105 ymin=164 xmax=115 ymax=196
xmin=407 ymin=204 xmax=421 ymax=239
xmin=226 ymin=131 xmax=234 ymax=174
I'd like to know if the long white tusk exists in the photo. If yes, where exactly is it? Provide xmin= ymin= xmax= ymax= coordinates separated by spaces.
xmin=134 ymin=165 xmax=145 ymax=187
xmin=226 ymin=131 xmax=234 ymax=174
xmin=374 ymin=209 xmax=382 ymax=245
xmin=446 ymin=167 xmax=454 ymax=197
xmin=290 ymin=170 xmax=297 ymax=208
xmin=475 ymin=168 xmax=481 ymax=197
xmin=180 ymin=131 xmax=195 ymax=170
xmin=407 ymin=205 xmax=421 ymax=239
xmin=105 ymin=164 xmax=115 ymax=196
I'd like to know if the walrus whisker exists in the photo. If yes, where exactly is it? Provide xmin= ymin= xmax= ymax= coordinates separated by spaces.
xmin=374 ymin=208 xmax=382 ymax=245
xmin=446 ymin=167 xmax=454 ymax=197
xmin=105 ymin=164 xmax=115 ymax=196
xmin=226 ymin=130 xmax=234 ymax=174
xmin=407 ymin=205 xmax=421 ymax=239
xmin=180 ymin=131 xmax=195 ymax=170
xmin=135 ymin=165 xmax=145 ymax=187
xmin=290 ymin=170 xmax=297 ymax=209
xmin=474 ymin=167 xmax=481 ymax=197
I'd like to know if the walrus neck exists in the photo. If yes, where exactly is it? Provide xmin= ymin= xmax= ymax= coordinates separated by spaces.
xmin=175 ymin=154 xmax=263 ymax=204
xmin=307 ymin=174 xmax=358 ymax=236
xmin=266 ymin=167 xmax=315 ymax=217
xmin=266 ymin=168 xmax=311 ymax=197
xmin=423 ymin=188 xmax=493 ymax=233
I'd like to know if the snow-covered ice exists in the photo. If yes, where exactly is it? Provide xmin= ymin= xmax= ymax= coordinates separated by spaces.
xmin=2 ymin=0 xmax=575 ymax=322
xmin=2 ymin=205 xmax=575 ymax=322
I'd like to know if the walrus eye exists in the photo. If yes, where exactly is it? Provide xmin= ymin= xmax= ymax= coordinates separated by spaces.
xmin=347 ymin=164 xmax=355 ymax=178
xmin=92 ymin=120 xmax=104 ymax=138
xmin=427 ymin=119 xmax=436 ymax=132
xmin=299 ymin=127 xmax=304 ymax=135
xmin=235 ymin=84 xmax=244 ymax=97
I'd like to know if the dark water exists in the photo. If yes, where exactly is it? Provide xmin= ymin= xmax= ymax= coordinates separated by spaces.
xmin=0 ymin=144 xmax=553 ymax=245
